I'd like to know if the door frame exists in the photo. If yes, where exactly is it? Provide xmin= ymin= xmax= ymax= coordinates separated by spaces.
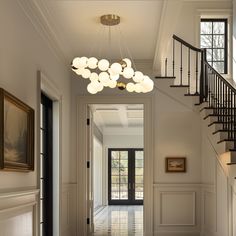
xmin=37 ymin=71 xmax=62 ymax=236
xmin=76 ymin=95 xmax=154 ymax=235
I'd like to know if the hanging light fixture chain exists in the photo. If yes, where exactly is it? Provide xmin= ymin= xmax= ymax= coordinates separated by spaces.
xmin=118 ymin=25 xmax=137 ymax=71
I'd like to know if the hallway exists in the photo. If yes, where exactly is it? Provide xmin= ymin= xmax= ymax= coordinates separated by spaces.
xmin=94 ymin=206 xmax=143 ymax=236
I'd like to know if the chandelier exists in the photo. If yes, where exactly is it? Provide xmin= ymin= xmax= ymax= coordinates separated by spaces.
xmin=71 ymin=14 xmax=154 ymax=94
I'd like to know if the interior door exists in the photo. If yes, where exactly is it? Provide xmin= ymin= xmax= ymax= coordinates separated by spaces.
xmin=108 ymin=148 xmax=143 ymax=205
xmin=87 ymin=107 xmax=94 ymax=234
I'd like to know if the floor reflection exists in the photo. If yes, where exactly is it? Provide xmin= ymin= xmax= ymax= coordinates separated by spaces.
xmin=93 ymin=205 xmax=143 ymax=236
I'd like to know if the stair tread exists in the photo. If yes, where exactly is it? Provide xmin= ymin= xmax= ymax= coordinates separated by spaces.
xmin=217 ymin=139 xmax=236 ymax=144
xmin=155 ymin=76 xmax=176 ymax=79
xmin=200 ymin=106 xmax=236 ymax=112
xmin=208 ymin=121 xmax=236 ymax=127
xmin=184 ymin=93 xmax=200 ymax=96
xmin=213 ymin=129 xmax=236 ymax=135
xmin=170 ymin=85 xmax=189 ymax=88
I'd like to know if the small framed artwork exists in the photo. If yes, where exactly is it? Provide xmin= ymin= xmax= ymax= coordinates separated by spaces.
xmin=0 ymin=88 xmax=34 ymax=171
xmin=165 ymin=157 xmax=186 ymax=173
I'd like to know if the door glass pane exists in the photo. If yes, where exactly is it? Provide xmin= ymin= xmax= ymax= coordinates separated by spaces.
xmin=111 ymin=151 xmax=128 ymax=200
xmin=135 ymin=151 xmax=144 ymax=200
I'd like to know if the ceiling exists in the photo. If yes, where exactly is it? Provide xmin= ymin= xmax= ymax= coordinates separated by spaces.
xmin=91 ymin=104 xmax=143 ymax=131
xmin=19 ymin=0 xmax=232 ymax=75
xmin=28 ymin=0 xmax=164 ymax=63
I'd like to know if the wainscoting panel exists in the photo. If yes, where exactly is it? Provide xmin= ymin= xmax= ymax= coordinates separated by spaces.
xmin=0 ymin=189 xmax=39 ymax=236
xmin=153 ymin=183 xmax=201 ymax=236
xmin=61 ymin=183 xmax=77 ymax=236
xmin=202 ymin=186 xmax=216 ymax=235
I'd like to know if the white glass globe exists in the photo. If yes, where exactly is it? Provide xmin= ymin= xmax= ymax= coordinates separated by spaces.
xmin=126 ymin=83 xmax=135 ymax=92
xmin=141 ymin=76 xmax=154 ymax=92
xmin=133 ymin=71 xmax=144 ymax=83
xmin=76 ymin=57 xmax=88 ymax=68
xmin=108 ymin=80 xmax=117 ymax=88
xmin=97 ymin=82 xmax=104 ymax=92
xmin=81 ymin=68 xmax=91 ymax=79
xmin=123 ymin=67 xmax=134 ymax=79
xmin=90 ymin=72 xmax=99 ymax=82
xmin=98 ymin=59 xmax=110 ymax=71
xmin=110 ymin=74 xmax=119 ymax=81
xmin=101 ymin=79 xmax=110 ymax=87
xmin=110 ymin=63 xmax=122 ymax=74
xmin=123 ymin=58 xmax=132 ymax=68
xmin=72 ymin=57 xmax=81 ymax=68
xmin=87 ymin=82 xmax=97 ymax=94
xmin=88 ymin=57 xmax=98 ymax=69
xmin=134 ymin=83 xmax=142 ymax=93
xmin=99 ymin=72 xmax=109 ymax=82
xmin=75 ymin=68 xmax=85 ymax=76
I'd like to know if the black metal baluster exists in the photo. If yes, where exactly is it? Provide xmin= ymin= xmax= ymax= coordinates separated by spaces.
xmin=173 ymin=39 xmax=175 ymax=77
xmin=165 ymin=58 xmax=167 ymax=77
xmin=195 ymin=52 xmax=199 ymax=94
xmin=180 ymin=43 xmax=183 ymax=85
xmin=208 ymin=68 xmax=211 ymax=107
xmin=188 ymin=48 xmax=190 ymax=94
xmin=230 ymin=89 xmax=234 ymax=139
xmin=217 ymin=76 xmax=219 ymax=123
xmin=233 ymin=91 xmax=236 ymax=149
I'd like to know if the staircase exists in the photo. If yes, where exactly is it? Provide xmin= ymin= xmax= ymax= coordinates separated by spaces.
xmin=155 ymin=34 xmax=236 ymax=175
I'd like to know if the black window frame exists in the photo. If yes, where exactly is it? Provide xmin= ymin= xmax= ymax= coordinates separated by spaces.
xmin=200 ymin=18 xmax=228 ymax=74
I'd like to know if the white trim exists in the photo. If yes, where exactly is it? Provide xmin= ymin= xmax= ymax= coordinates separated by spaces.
xmin=77 ymin=95 xmax=154 ymax=235
xmin=0 ymin=189 xmax=39 ymax=199
xmin=37 ymin=71 xmax=62 ymax=236
xmin=16 ymin=0 xmax=67 ymax=65
xmin=159 ymin=191 xmax=196 ymax=226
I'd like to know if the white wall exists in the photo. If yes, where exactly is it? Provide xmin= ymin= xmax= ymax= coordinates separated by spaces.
xmin=201 ymin=127 xmax=229 ymax=236
xmin=0 ymin=1 xmax=75 ymax=235
xmin=93 ymin=137 xmax=103 ymax=210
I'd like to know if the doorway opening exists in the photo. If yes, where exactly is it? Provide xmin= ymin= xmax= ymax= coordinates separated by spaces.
xmin=91 ymin=104 xmax=144 ymax=235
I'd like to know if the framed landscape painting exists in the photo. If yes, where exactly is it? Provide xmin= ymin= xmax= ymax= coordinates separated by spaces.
xmin=0 ymin=88 xmax=34 ymax=171
xmin=165 ymin=157 xmax=186 ymax=173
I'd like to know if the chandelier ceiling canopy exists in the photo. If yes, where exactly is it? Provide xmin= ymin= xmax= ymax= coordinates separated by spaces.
xmin=71 ymin=14 xmax=154 ymax=94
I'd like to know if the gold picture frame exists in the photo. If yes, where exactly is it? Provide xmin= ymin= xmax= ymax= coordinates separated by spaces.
xmin=0 ymin=88 xmax=34 ymax=171
xmin=165 ymin=157 xmax=186 ymax=173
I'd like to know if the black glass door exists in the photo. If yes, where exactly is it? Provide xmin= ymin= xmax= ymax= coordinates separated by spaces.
xmin=108 ymin=148 xmax=143 ymax=205
xmin=40 ymin=93 xmax=53 ymax=236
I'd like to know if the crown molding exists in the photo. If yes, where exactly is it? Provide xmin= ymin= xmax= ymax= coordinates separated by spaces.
xmin=16 ymin=0 xmax=69 ymax=66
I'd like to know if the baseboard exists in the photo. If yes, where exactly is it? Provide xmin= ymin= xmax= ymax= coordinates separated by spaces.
xmin=154 ymin=231 xmax=200 ymax=236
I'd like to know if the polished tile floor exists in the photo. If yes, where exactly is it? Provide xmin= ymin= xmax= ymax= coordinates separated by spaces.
xmin=93 ymin=205 xmax=143 ymax=236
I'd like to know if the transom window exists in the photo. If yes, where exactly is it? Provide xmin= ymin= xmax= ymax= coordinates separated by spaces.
xmin=200 ymin=19 xmax=228 ymax=74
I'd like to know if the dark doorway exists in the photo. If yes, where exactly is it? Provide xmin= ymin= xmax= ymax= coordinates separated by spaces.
xmin=108 ymin=148 xmax=143 ymax=205
xmin=40 ymin=93 xmax=53 ymax=236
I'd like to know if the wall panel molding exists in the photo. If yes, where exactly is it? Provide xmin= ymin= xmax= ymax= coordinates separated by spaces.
xmin=0 ymin=189 xmax=39 ymax=236
xmin=154 ymin=183 xmax=201 ymax=235
xmin=159 ymin=191 xmax=196 ymax=226
xmin=61 ymin=183 xmax=77 ymax=236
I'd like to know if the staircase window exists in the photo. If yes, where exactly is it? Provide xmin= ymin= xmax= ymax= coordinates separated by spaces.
xmin=200 ymin=19 xmax=228 ymax=74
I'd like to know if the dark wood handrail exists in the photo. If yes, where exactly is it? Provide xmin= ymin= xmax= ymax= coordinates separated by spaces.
xmin=173 ymin=35 xmax=202 ymax=52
